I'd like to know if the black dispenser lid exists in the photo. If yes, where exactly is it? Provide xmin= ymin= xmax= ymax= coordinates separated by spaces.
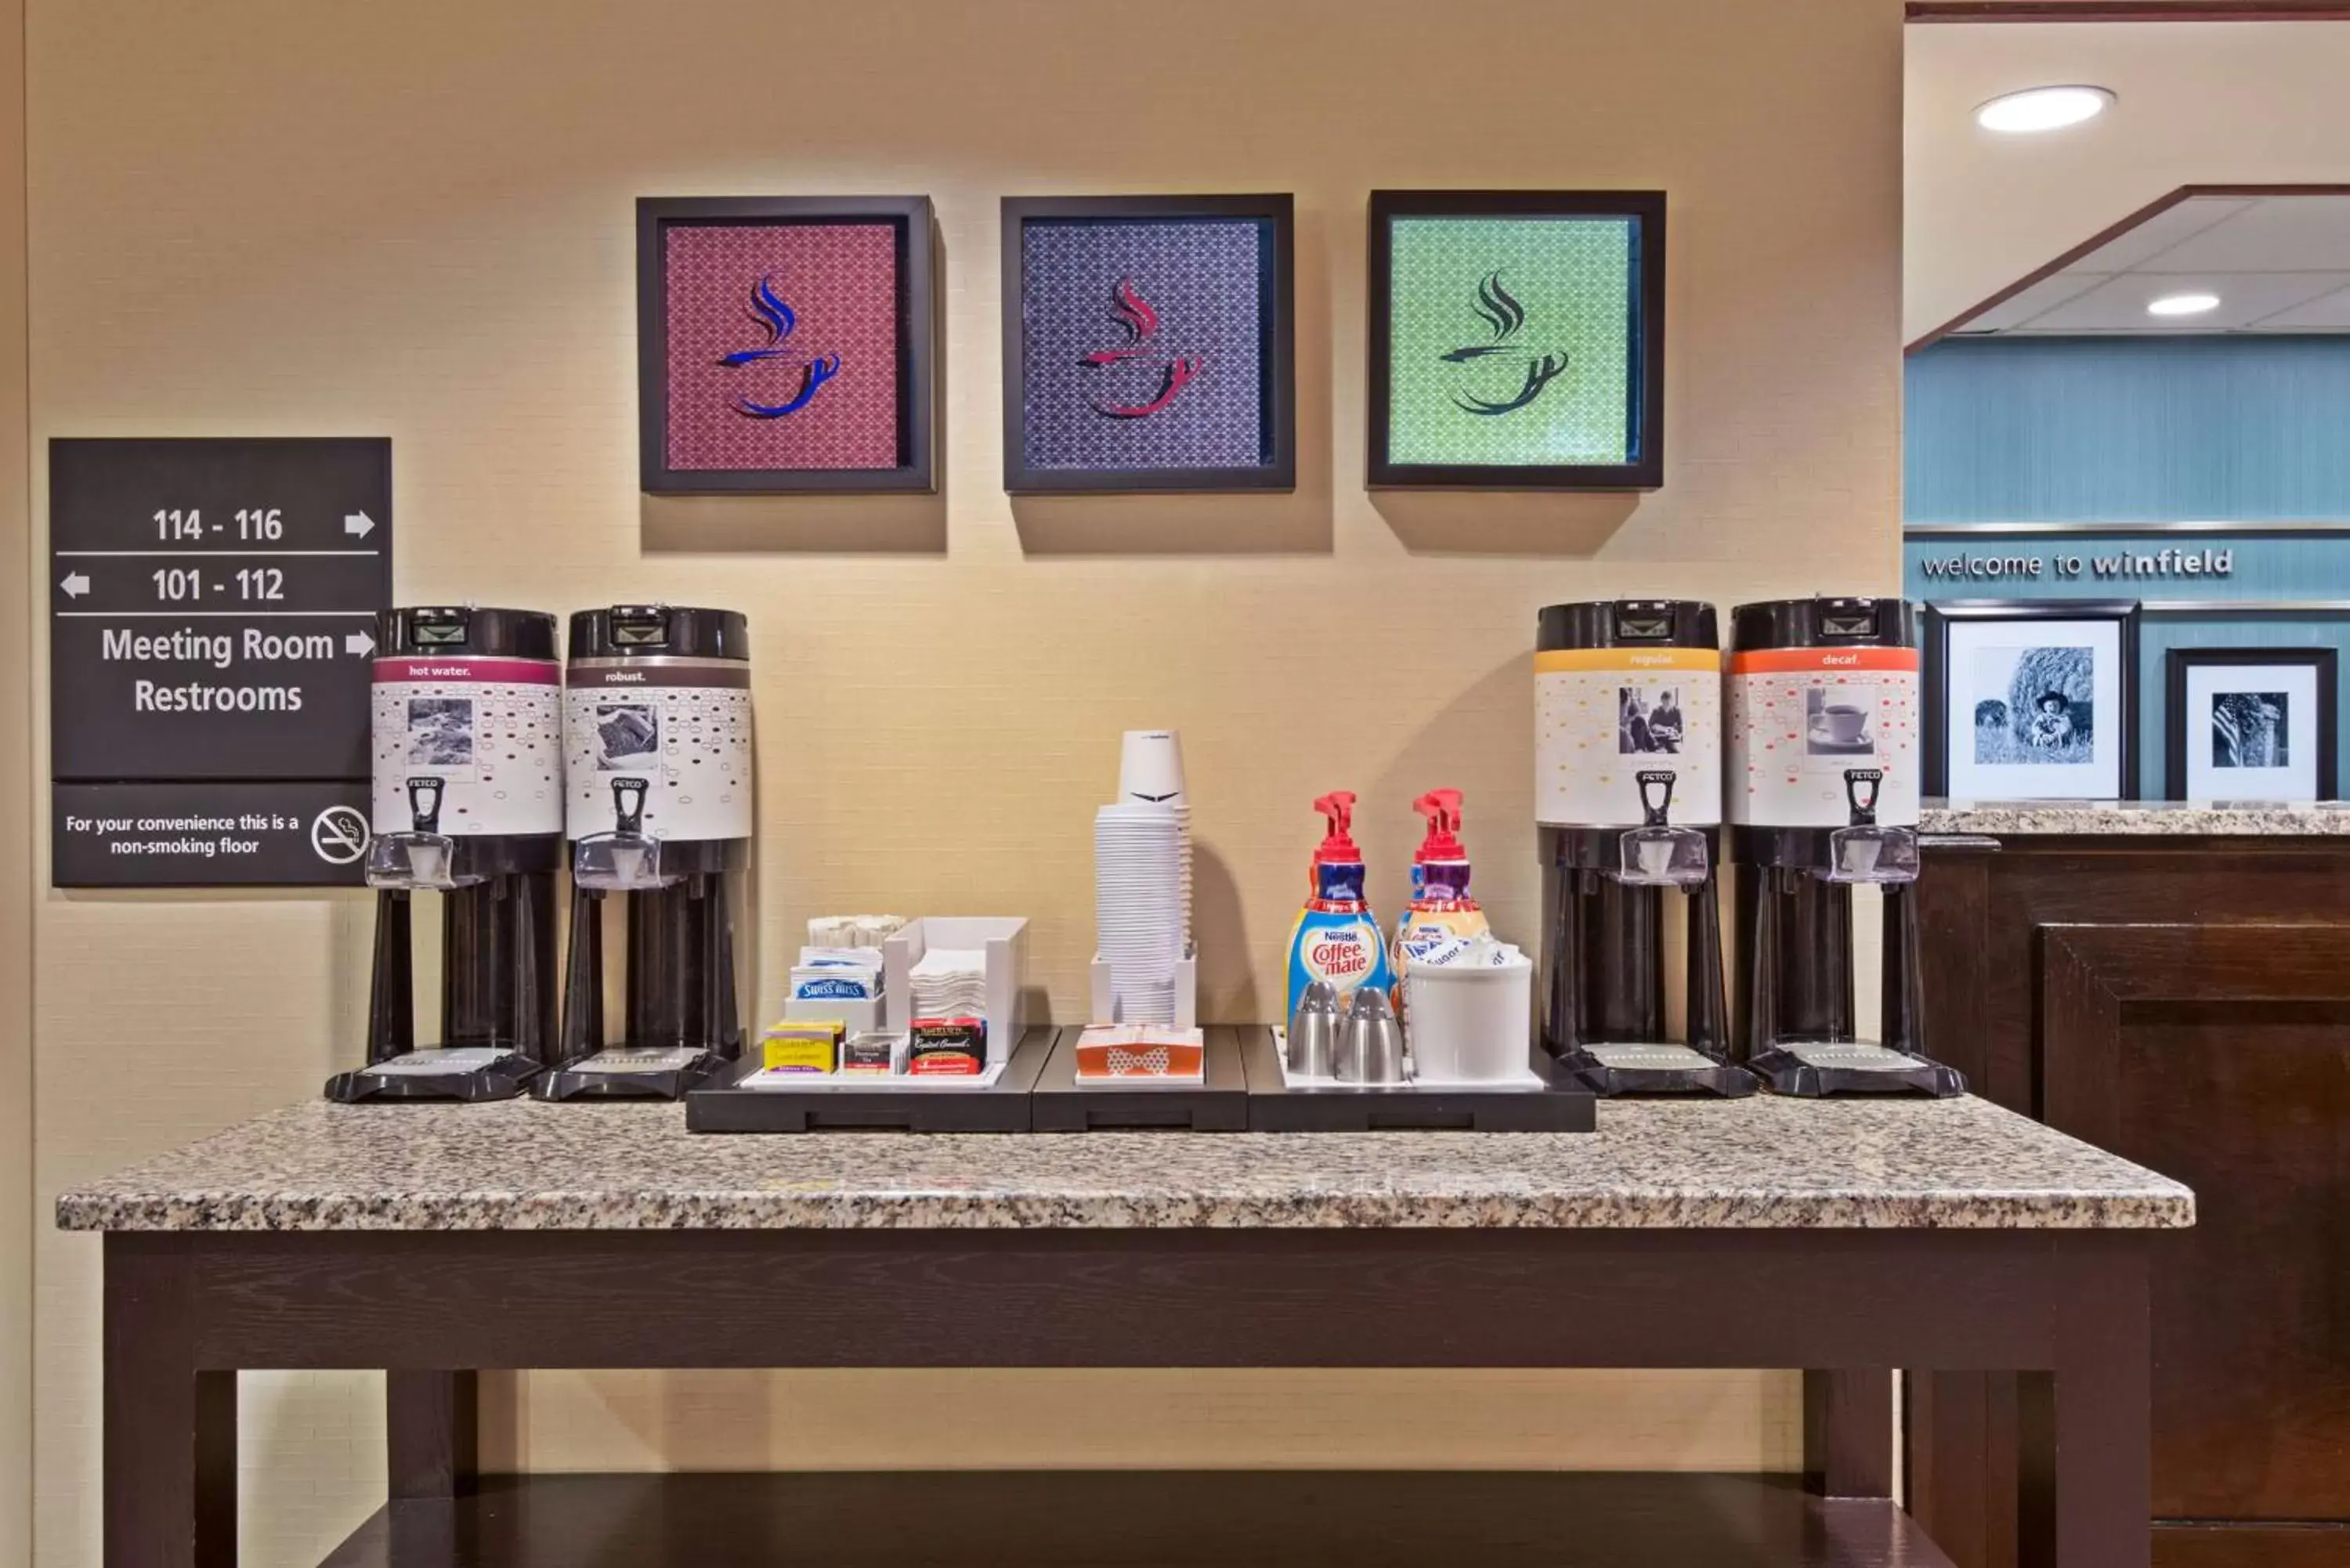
xmin=1729 ymin=596 xmax=1911 ymax=652
xmin=378 ymin=606 xmax=560 ymax=660
xmin=1537 ymin=599 xmax=1717 ymax=652
xmin=567 ymin=605 xmax=750 ymax=661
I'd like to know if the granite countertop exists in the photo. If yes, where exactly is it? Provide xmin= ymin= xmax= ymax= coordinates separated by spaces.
xmin=1924 ymin=800 xmax=2350 ymax=836
xmin=56 ymin=1095 xmax=2192 ymax=1233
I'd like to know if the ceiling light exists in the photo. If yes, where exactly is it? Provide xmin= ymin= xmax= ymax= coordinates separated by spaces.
xmin=1974 ymin=85 xmax=2114 ymax=135
xmin=2147 ymin=292 xmax=2221 ymax=318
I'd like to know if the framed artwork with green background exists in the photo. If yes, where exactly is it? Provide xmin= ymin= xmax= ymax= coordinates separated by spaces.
xmin=1368 ymin=190 xmax=1665 ymax=490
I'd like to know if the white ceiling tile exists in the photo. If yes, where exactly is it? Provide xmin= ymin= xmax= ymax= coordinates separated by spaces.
xmin=2140 ymin=195 xmax=2350 ymax=273
xmin=2009 ymin=270 xmax=2350 ymax=332
xmin=2251 ymin=282 xmax=2350 ymax=331
xmin=2075 ymin=195 xmax=2256 ymax=273
xmin=1964 ymin=271 xmax=2113 ymax=332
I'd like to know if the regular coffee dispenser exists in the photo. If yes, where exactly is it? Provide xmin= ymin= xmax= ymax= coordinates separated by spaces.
xmin=326 ymin=607 xmax=563 ymax=1103
xmin=1535 ymin=601 xmax=1751 ymax=1096
xmin=537 ymin=605 xmax=751 ymax=1100
xmin=1724 ymin=597 xmax=1963 ymax=1097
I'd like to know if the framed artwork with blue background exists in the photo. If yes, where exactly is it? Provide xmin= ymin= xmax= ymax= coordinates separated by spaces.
xmin=1368 ymin=190 xmax=1665 ymax=491
xmin=638 ymin=195 xmax=935 ymax=494
xmin=1001 ymin=194 xmax=1295 ymax=493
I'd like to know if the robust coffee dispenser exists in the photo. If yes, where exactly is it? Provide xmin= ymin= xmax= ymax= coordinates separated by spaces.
xmin=326 ymin=607 xmax=563 ymax=1103
xmin=1536 ymin=601 xmax=1751 ymax=1096
xmin=1725 ymin=597 xmax=1963 ymax=1097
xmin=537 ymin=605 xmax=751 ymax=1100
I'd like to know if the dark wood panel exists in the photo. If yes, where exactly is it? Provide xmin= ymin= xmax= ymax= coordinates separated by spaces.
xmin=316 ymin=1471 xmax=1955 ymax=1568
xmin=1806 ymin=1370 xmax=1894 ymax=1498
xmin=2155 ymin=1523 xmax=2350 ymax=1567
xmin=387 ymin=1371 xmax=475 ymax=1500
xmin=2042 ymin=924 xmax=2350 ymax=1526
xmin=1914 ymin=841 xmax=2350 ymax=1568
xmin=179 ymin=1228 xmax=2090 ymax=1373
xmin=103 ymin=1237 xmax=236 ymax=1568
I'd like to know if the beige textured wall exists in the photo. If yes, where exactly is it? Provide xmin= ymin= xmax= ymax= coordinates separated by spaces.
xmin=27 ymin=1 xmax=1901 ymax=1564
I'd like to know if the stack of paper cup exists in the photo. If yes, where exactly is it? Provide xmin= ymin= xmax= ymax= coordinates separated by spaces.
xmin=1096 ymin=804 xmax=1184 ymax=1024
xmin=1116 ymin=730 xmax=1191 ymax=947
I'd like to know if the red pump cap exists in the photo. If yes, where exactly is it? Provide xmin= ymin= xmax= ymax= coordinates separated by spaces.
xmin=1311 ymin=791 xmax=1364 ymax=865
xmin=1412 ymin=789 xmax=1466 ymax=862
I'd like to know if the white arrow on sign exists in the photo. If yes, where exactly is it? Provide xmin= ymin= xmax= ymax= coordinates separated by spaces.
xmin=345 ymin=630 xmax=376 ymax=657
xmin=60 ymin=572 xmax=90 ymax=598
xmin=344 ymin=511 xmax=375 ymax=539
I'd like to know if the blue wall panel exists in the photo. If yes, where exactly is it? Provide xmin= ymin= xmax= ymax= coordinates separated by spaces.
xmin=1905 ymin=336 xmax=2350 ymax=524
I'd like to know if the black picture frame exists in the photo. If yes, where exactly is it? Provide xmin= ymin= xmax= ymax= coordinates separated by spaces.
xmin=1366 ymin=189 xmax=1666 ymax=492
xmin=1000 ymin=193 xmax=1296 ymax=495
xmin=1921 ymin=598 xmax=2142 ymax=799
xmin=637 ymin=195 xmax=935 ymax=495
xmin=2163 ymin=645 xmax=2339 ymax=801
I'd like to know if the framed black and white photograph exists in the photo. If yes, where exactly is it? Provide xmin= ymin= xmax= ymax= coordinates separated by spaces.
xmin=2164 ymin=646 xmax=2337 ymax=803
xmin=1922 ymin=600 xmax=2141 ymax=800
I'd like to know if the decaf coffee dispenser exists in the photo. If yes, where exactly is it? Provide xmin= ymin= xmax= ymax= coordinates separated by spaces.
xmin=1536 ymin=601 xmax=1750 ymax=1096
xmin=326 ymin=607 xmax=563 ymax=1103
xmin=538 ymin=605 xmax=752 ymax=1099
xmin=1725 ymin=597 xmax=1963 ymax=1097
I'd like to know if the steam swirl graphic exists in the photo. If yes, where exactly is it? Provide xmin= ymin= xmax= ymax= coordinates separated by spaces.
xmin=1440 ymin=269 xmax=1569 ymax=415
xmin=1079 ymin=275 xmax=1202 ymax=418
xmin=718 ymin=273 xmax=840 ymax=418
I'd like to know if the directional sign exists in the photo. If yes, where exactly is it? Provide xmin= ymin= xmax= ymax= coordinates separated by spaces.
xmin=49 ymin=438 xmax=391 ymax=887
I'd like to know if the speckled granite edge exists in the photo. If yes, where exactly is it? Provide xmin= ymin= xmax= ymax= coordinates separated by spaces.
xmin=1925 ymin=800 xmax=2350 ymax=836
xmin=52 ymin=1097 xmax=2196 ymax=1234
xmin=54 ymin=1186 xmax=2194 ymax=1233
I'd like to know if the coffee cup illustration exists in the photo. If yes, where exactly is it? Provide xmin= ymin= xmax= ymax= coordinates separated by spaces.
xmin=1822 ymin=704 xmax=1870 ymax=744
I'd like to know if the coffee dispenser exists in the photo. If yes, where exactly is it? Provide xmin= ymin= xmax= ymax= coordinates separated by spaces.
xmin=1725 ymin=597 xmax=1963 ymax=1097
xmin=1536 ymin=601 xmax=1750 ymax=1095
xmin=537 ymin=605 xmax=752 ymax=1100
xmin=326 ymin=607 xmax=563 ymax=1103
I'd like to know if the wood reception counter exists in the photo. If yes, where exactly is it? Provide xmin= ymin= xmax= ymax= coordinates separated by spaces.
xmin=61 ymin=1093 xmax=2186 ymax=1568
xmin=1914 ymin=804 xmax=2348 ymax=1568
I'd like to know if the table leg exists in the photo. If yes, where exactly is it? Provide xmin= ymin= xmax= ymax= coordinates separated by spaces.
xmin=388 ymin=1371 xmax=479 ymax=1498
xmin=1804 ymin=1369 xmax=1895 ymax=1498
xmin=2019 ymin=1252 xmax=2152 ymax=1568
xmin=103 ymin=1236 xmax=236 ymax=1568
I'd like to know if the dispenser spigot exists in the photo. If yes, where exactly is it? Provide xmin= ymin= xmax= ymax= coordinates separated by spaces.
xmin=1842 ymin=768 xmax=1883 ymax=827
xmin=610 ymin=777 xmax=649 ymax=836
xmin=1636 ymin=770 xmax=1678 ymax=827
xmin=406 ymin=775 xmax=445 ymax=833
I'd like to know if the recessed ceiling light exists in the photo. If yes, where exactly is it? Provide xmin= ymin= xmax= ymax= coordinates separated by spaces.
xmin=2147 ymin=292 xmax=2222 ymax=318
xmin=1974 ymin=85 xmax=2114 ymax=134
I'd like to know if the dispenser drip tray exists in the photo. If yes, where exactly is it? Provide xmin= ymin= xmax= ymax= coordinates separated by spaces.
xmin=1561 ymin=1042 xmax=1757 ymax=1097
xmin=538 ymin=1046 xmax=728 ymax=1101
xmin=1748 ymin=1042 xmax=1966 ymax=1099
xmin=323 ymin=1046 xmax=540 ymax=1104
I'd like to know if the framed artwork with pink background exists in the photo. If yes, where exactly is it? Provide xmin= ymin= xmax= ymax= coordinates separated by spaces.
xmin=637 ymin=196 xmax=935 ymax=493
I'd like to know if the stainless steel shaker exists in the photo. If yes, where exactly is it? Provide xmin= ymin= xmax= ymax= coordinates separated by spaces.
xmin=1339 ymin=987 xmax=1406 ymax=1086
xmin=1288 ymin=980 xmax=1340 ymax=1078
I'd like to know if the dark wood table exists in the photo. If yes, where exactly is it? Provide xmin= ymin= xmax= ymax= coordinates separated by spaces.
xmin=63 ymin=1083 xmax=2190 ymax=1568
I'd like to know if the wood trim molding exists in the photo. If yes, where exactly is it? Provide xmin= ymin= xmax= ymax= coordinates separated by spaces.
xmin=1910 ymin=2 xmax=2350 ymax=20
xmin=1907 ymin=184 xmax=2350 ymax=354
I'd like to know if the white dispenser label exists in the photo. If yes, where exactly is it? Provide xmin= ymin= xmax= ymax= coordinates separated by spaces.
xmin=371 ymin=657 xmax=562 ymax=838
xmin=1726 ymin=649 xmax=1919 ymax=829
xmin=564 ymin=656 xmax=752 ymax=843
xmin=1535 ymin=648 xmax=1722 ymax=827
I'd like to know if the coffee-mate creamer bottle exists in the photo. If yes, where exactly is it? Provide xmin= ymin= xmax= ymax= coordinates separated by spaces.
xmin=1284 ymin=792 xmax=1394 ymax=1021
xmin=1390 ymin=789 xmax=1490 ymax=1019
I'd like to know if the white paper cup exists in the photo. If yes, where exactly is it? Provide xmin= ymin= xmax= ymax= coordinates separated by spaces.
xmin=1118 ymin=730 xmax=1187 ymax=808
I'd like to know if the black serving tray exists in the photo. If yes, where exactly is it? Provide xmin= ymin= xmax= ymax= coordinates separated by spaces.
xmin=1029 ymin=1026 xmax=1250 ymax=1133
xmin=1239 ymin=1027 xmax=1596 ymax=1133
xmin=685 ymin=1026 xmax=1054 ymax=1133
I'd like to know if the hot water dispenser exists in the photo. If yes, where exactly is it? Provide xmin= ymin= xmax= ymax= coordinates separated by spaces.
xmin=326 ymin=606 xmax=563 ymax=1102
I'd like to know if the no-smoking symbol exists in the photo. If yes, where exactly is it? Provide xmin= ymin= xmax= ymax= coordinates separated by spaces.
xmin=310 ymin=806 xmax=369 ymax=865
